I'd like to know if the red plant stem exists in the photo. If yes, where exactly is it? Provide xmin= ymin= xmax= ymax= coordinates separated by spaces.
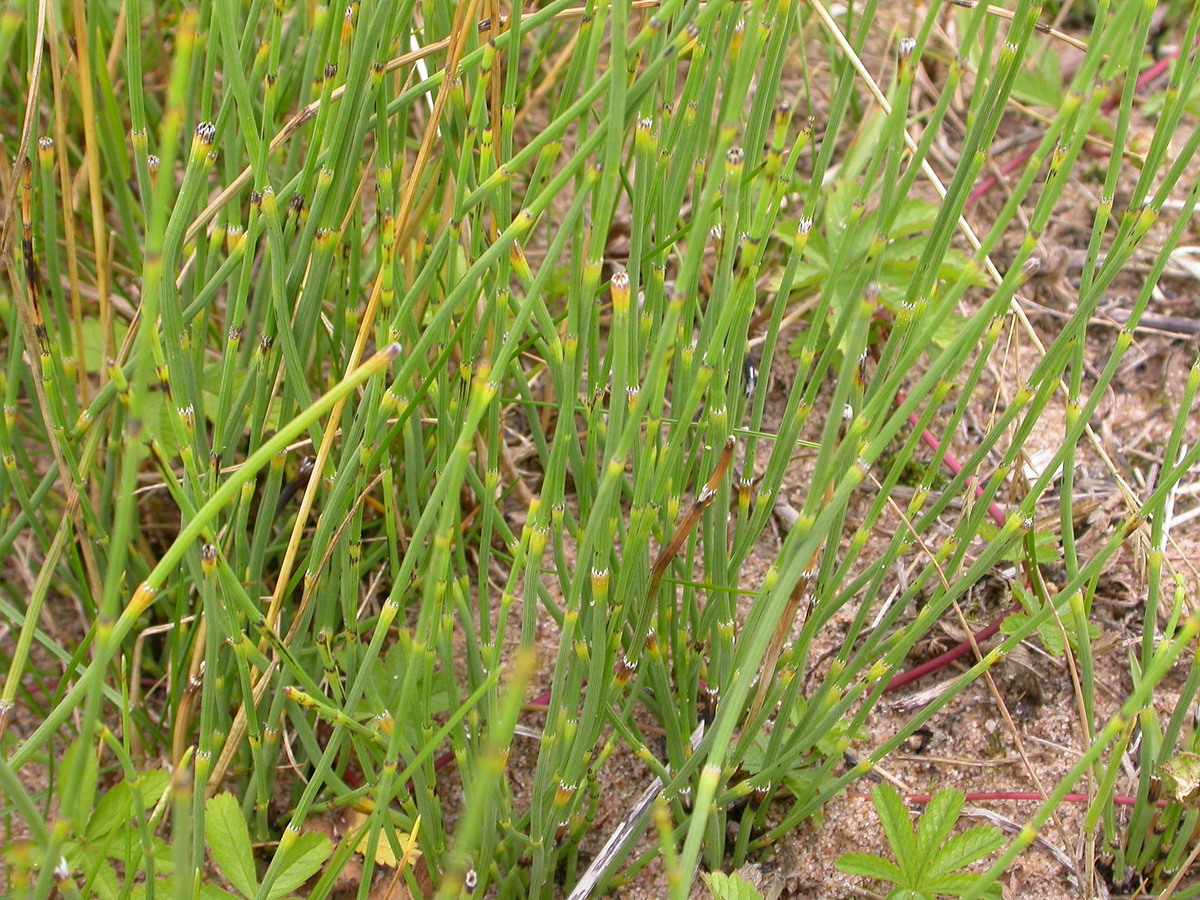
xmin=967 ymin=33 xmax=1198 ymax=206
xmin=884 ymin=601 xmax=1020 ymax=692
xmin=897 ymin=391 xmax=1007 ymax=529
xmin=880 ymin=386 xmax=1021 ymax=692
xmin=1128 ymin=33 xmax=1200 ymax=95
xmin=404 ymin=748 xmax=458 ymax=795
xmin=968 ymin=151 xmax=1034 ymax=206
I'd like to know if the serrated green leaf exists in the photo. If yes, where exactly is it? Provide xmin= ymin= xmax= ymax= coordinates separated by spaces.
xmin=885 ymin=889 xmax=933 ymax=900
xmin=872 ymin=783 xmax=917 ymax=869
xmin=88 ymin=769 xmax=172 ymax=842
xmin=928 ymin=824 xmax=1005 ymax=878
xmin=87 ymin=782 xmax=133 ymax=842
xmin=702 ymin=870 xmax=765 ymax=900
xmin=65 ymin=839 xmax=105 ymax=893
xmin=739 ymin=700 xmax=853 ymax=802
xmin=266 ymin=831 xmax=333 ymax=900
xmin=999 ymin=612 xmax=1031 ymax=637
xmin=84 ymin=856 xmax=120 ymax=900
xmin=843 ymin=786 xmax=1006 ymax=897
xmin=925 ymin=872 xmax=1003 ymax=898
xmin=1037 ymin=620 xmax=1065 ymax=657
xmin=135 ymin=769 xmax=173 ymax=809
xmin=923 ymin=872 xmax=978 ymax=892
xmin=778 ymin=182 xmax=981 ymax=367
xmin=836 ymin=852 xmax=904 ymax=883
xmin=914 ymin=788 xmax=965 ymax=866
xmin=205 ymin=794 xmax=258 ymax=899
xmin=978 ymin=521 xmax=1059 ymax=563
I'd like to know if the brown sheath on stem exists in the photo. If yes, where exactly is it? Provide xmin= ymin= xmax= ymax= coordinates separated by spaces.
xmin=745 ymin=483 xmax=832 ymax=727
xmin=647 ymin=435 xmax=736 ymax=600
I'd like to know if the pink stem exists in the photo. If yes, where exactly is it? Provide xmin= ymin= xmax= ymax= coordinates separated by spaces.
xmin=881 ymin=391 xmax=1018 ymax=691
xmin=967 ymin=33 xmax=1197 ymax=207
xmin=884 ymin=602 xmax=1020 ymax=692
xmin=899 ymin=391 xmax=1007 ymax=529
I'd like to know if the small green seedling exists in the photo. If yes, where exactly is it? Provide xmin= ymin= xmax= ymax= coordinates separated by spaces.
xmin=836 ymin=784 xmax=1004 ymax=900
xmin=999 ymin=580 xmax=1099 ymax=658
xmin=703 ymin=870 xmax=767 ymax=900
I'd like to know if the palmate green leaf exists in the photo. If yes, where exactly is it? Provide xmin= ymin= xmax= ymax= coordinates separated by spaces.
xmin=266 ymin=831 xmax=333 ymax=900
xmin=836 ymin=852 xmax=904 ymax=883
xmin=702 ymin=870 xmax=765 ymax=900
xmin=925 ymin=872 xmax=1003 ymax=899
xmin=205 ymin=793 xmax=259 ymax=900
xmin=773 ymin=187 xmax=984 ymax=365
xmin=840 ymin=786 xmax=1005 ymax=899
xmin=914 ymin=787 xmax=965 ymax=868
xmin=346 ymin=637 xmax=457 ymax=724
xmin=70 ymin=834 xmax=177 ymax=900
xmin=872 ymin=784 xmax=918 ymax=870
xmin=928 ymin=825 xmax=1006 ymax=879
